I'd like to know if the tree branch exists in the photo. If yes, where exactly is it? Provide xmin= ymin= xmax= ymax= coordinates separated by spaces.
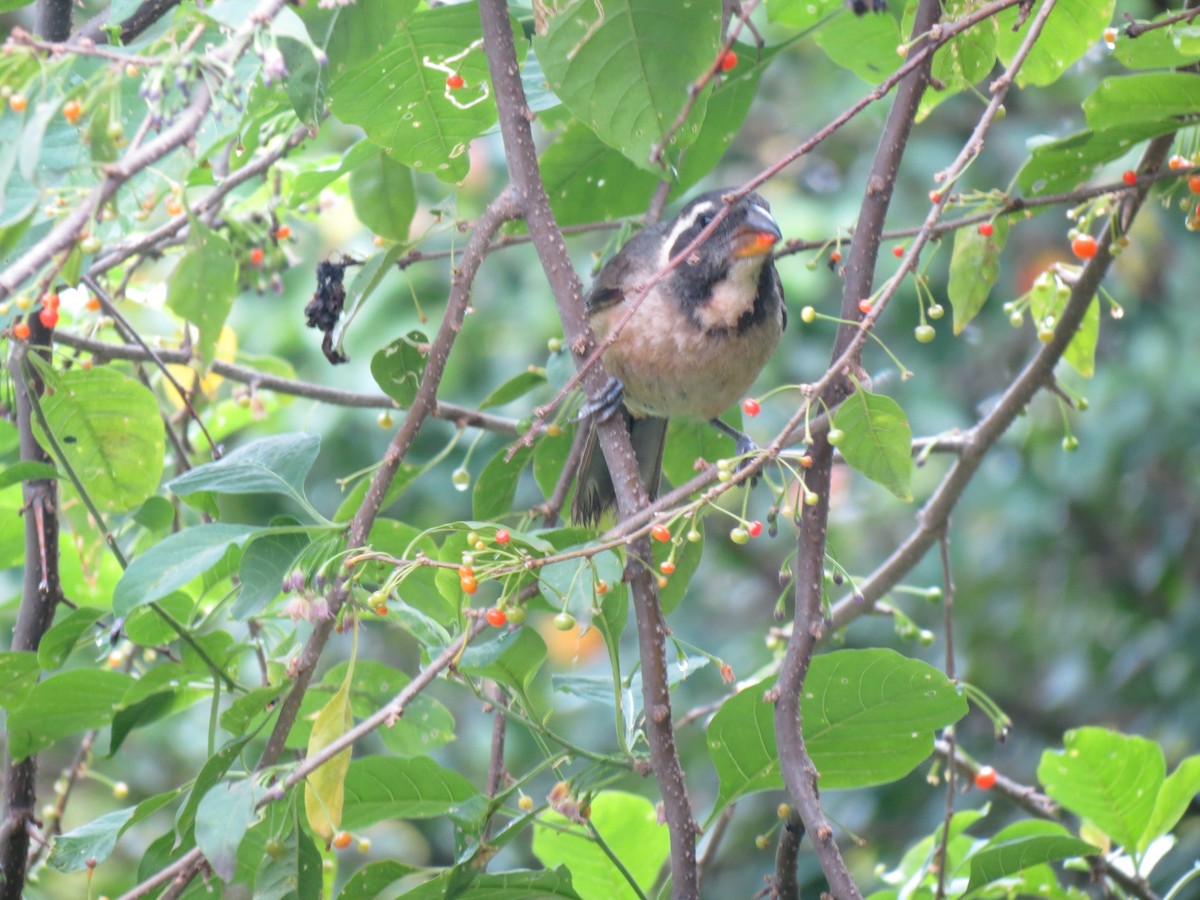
xmin=477 ymin=2 xmax=698 ymax=895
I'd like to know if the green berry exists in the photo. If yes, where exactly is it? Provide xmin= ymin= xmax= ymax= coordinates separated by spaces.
xmin=729 ymin=526 xmax=749 ymax=545
xmin=1062 ymin=435 xmax=1079 ymax=452
xmin=1009 ymin=311 xmax=1024 ymax=327
xmin=451 ymin=467 xmax=470 ymax=490
xmin=914 ymin=324 xmax=936 ymax=343
xmin=927 ymin=303 xmax=944 ymax=320
xmin=553 ymin=611 xmax=576 ymax=631
xmin=800 ymin=305 xmax=816 ymax=324
xmin=827 ymin=428 xmax=844 ymax=447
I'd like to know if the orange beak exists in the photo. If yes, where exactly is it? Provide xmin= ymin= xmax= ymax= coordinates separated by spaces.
xmin=731 ymin=205 xmax=782 ymax=258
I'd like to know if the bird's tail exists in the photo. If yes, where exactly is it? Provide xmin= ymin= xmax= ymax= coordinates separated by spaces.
xmin=571 ymin=413 xmax=668 ymax=526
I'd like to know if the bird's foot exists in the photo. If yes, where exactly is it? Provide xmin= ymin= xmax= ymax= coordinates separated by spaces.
xmin=709 ymin=418 xmax=762 ymax=484
xmin=577 ymin=377 xmax=625 ymax=423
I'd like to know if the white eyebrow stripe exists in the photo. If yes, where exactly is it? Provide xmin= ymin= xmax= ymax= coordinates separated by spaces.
xmin=658 ymin=200 xmax=718 ymax=269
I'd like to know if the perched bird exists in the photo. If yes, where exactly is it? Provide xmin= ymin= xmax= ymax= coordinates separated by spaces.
xmin=572 ymin=189 xmax=786 ymax=525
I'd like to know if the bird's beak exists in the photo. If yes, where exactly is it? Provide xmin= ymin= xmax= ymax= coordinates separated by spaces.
xmin=731 ymin=205 xmax=783 ymax=258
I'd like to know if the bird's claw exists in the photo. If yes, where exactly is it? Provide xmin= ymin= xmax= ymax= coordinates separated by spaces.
xmin=710 ymin=418 xmax=762 ymax=486
xmin=577 ymin=377 xmax=625 ymax=423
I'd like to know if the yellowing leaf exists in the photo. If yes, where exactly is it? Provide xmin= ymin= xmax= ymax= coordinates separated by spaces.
xmin=164 ymin=325 xmax=238 ymax=409
xmin=304 ymin=632 xmax=356 ymax=843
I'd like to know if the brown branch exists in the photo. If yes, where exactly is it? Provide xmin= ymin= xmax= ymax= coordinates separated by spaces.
xmin=933 ymin=531 xmax=956 ymax=900
xmin=828 ymin=133 xmax=1175 ymax=633
xmin=35 ymin=0 xmax=73 ymax=41
xmin=2 ymin=326 xmax=63 ymax=899
xmin=1123 ymin=6 xmax=1200 ymax=38
xmin=75 ymin=0 xmax=185 ymax=46
xmin=482 ymin=682 xmax=509 ymax=843
xmin=50 ymin=330 xmax=520 ymax=434
xmin=6 ymin=26 xmax=160 ymax=65
xmin=772 ymin=808 xmax=806 ymax=900
xmin=478 ymin=2 xmax=698 ymax=895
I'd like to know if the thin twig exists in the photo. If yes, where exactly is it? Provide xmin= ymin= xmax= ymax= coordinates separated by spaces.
xmin=933 ymin=530 xmax=956 ymax=900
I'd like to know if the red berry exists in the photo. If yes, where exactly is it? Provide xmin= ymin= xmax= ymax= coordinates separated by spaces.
xmin=1169 ymin=154 xmax=1188 ymax=170
xmin=858 ymin=298 xmax=873 ymax=315
xmin=719 ymin=51 xmax=738 ymax=72
xmin=651 ymin=524 xmax=671 ymax=543
xmin=460 ymin=575 xmax=478 ymax=594
xmin=978 ymin=222 xmax=994 ymax=237
xmin=747 ymin=521 xmax=763 ymax=538
xmin=1122 ymin=170 xmax=1137 ymax=186
xmin=486 ymin=607 xmax=507 ymax=627
xmin=38 ymin=307 xmax=58 ymax=329
xmin=44 ymin=292 xmax=60 ymax=309
xmin=1189 ymin=175 xmax=1200 ymax=195
xmin=893 ymin=245 xmax=903 ymax=258
xmin=829 ymin=250 xmax=842 ymax=263
xmin=1071 ymin=234 xmax=1098 ymax=259
xmin=594 ymin=580 xmax=608 ymax=595
xmin=929 ymin=190 xmax=941 ymax=203
xmin=446 ymin=73 xmax=465 ymax=90
xmin=659 ymin=561 xmax=676 ymax=575
xmin=249 ymin=247 xmax=265 ymax=266
xmin=275 ymin=225 xmax=291 ymax=240
xmin=974 ymin=766 xmax=998 ymax=790
xmin=742 ymin=397 xmax=761 ymax=417
xmin=495 ymin=528 xmax=510 ymax=544
xmin=13 ymin=322 xmax=30 ymax=340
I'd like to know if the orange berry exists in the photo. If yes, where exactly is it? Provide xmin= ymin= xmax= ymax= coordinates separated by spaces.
xmin=651 ymin=524 xmax=671 ymax=543
xmin=742 ymin=397 xmax=760 ymax=417
xmin=125 ymin=63 xmax=139 ymax=78
xmin=332 ymin=831 xmax=353 ymax=850
xmin=86 ymin=296 xmax=102 ymax=311
xmin=594 ymin=580 xmax=608 ymax=595
xmin=657 ymin=575 xmax=668 ymax=589
xmin=495 ymin=529 xmax=510 ymax=544
xmin=928 ymin=190 xmax=941 ymax=203
xmin=660 ymin=561 xmax=676 ymax=575
xmin=974 ymin=766 xmax=998 ymax=790
xmin=486 ymin=607 xmax=506 ymax=627
xmin=13 ymin=321 xmax=30 ymax=340
xmin=44 ymin=292 xmax=60 ymax=309
xmin=1168 ymin=154 xmax=1188 ymax=170
xmin=457 ymin=564 xmax=474 ymax=578
xmin=63 ymin=99 xmax=82 ymax=123
xmin=1071 ymin=234 xmax=1097 ymax=259
xmin=10 ymin=94 xmax=27 ymax=113
xmin=249 ymin=247 xmax=265 ymax=266
xmin=446 ymin=73 xmax=465 ymax=90
xmin=38 ymin=307 xmax=58 ymax=329
xmin=719 ymin=51 xmax=738 ymax=72
xmin=373 ymin=603 xmax=388 ymax=616
xmin=858 ymin=298 xmax=873 ymax=315
xmin=460 ymin=574 xmax=478 ymax=594
xmin=275 ymin=225 xmax=291 ymax=240
xmin=829 ymin=250 xmax=842 ymax=263
xmin=165 ymin=198 xmax=183 ymax=216
xmin=1188 ymin=175 xmax=1200 ymax=195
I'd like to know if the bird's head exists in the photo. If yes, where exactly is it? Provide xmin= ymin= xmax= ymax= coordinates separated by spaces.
xmin=658 ymin=190 xmax=782 ymax=271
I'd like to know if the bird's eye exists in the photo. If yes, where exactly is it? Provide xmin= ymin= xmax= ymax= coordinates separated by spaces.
xmin=697 ymin=212 xmax=714 ymax=228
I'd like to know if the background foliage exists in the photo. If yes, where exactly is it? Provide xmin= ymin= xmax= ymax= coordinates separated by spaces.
xmin=1 ymin=0 xmax=1199 ymax=897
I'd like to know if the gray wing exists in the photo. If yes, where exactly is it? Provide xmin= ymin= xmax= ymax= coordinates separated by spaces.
xmin=585 ymin=226 xmax=663 ymax=314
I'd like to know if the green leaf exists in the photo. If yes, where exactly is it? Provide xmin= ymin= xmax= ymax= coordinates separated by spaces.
xmin=166 ymin=217 xmax=238 ymax=366
xmin=963 ymin=820 xmax=1098 ymax=896
xmin=113 ymin=523 xmax=259 ymax=615
xmin=662 ymin=416 xmax=733 ymax=490
xmin=370 ymin=331 xmax=428 ymax=408
xmin=0 ymin=651 xmax=39 ymax=710
xmin=328 ymin=4 xmax=515 ymax=183
xmin=949 ymin=215 xmax=1008 ymax=334
xmin=539 ymin=121 xmax=659 ymax=226
xmin=459 ymin=626 xmax=547 ymax=693
xmin=0 ymin=460 xmax=58 ymax=489
xmin=1114 ymin=17 xmax=1200 ymax=69
xmin=707 ymin=649 xmax=966 ymax=810
xmin=538 ymin=549 xmax=622 ymax=630
xmin=392 ymin=866 xmax=581 ymax=899
xmin=256 ymin=824 xmax=324 ymax=899
xmin=1017 ymin=122 xmax=1179 ymax=197
xmin=233 ymin=526 xmax=311 ymax=620
xmin=349 ymin=149 xmax=416 ymax=241
xmin=997 ymin=0 xmax=1113 ymax=87
xmin=915 ymin=0 xmax=997 ymax=119
xmin=831 ymin=389 xmax=913 ymax=501
xmin=337 ymin=860 xmax=420 ymax=900
xmin=38 ymin=607 xmax=103 ymax=670
xmin=535 ymin=0 xmax=721 ymax=173
xmin=1084 ymin=73 xmax=1200 ymax=130
xmin=37 ymin=366 xmax=165 ymax=514
xmin=532 ymin=791 xmax=669 ymax=900
xmin=1141 ymin=755 xmax=1200 ymax=853
xmin=340 ymin=756 xmax=479 ymax=829
xmin=220 ymin=686 xmax=287 ymax=737
xmin=176 ymin=738 xmax=254 ymax=839
xmin=47 ymin=807 xmax=137 ymax=873
xmin=473 ymin=443 xmax=533 ymax=520
xmin=814 ymin=7 xmax=903 ymax=85
xmin=289 ymin=140 xmax=377 ymax=208
xmin=1038 ymin=727 xmax=1164 ymax=851
xmin=1063 ymin=297 xmax=1100 ymax=378
xmin=196 ymin=777 xmax=264 ymax=881
xmin=304 ymin=651 xmax=355 ymax=843
xmin=479 ymin=368 xmax=548 ymax=411
xmin=7 ymin=669 xmax=134 ymax=760
xmin=534 ymin=423 xmax=576 ymax=500
xmin=169 ymin=433 xmax=320 ymax=504
xmin=769 ymin=0 xmax=841 ymax=31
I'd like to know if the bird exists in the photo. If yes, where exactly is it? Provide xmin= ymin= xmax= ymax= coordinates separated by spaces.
xmin=571 ymin=188 xmax=786 ymax=525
